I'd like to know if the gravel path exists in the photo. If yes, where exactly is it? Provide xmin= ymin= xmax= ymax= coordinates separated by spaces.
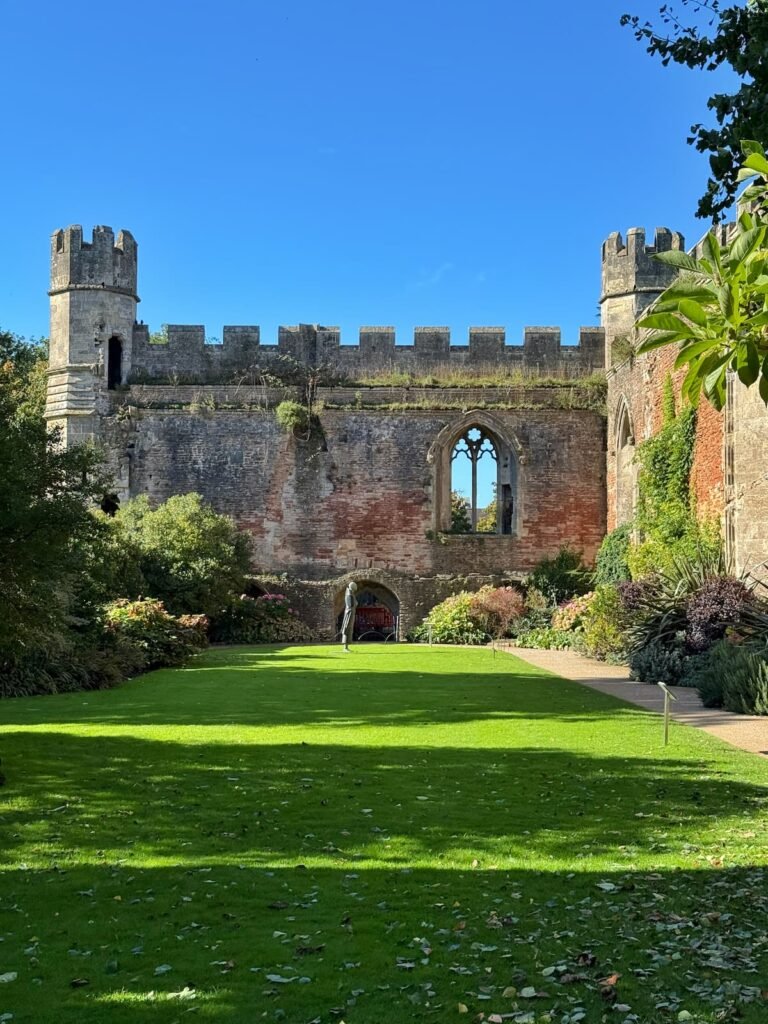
xmin=507 ymin=645 xmax=768 ymax=758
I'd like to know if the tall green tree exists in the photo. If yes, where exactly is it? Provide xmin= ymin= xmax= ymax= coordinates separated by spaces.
xmin=115 ymin=493 xmax=252 ymax=616
xmin=0 ymin=353 xmax=107 ymax=661
xmin=622 ymin=0 xmax=768 ymax=220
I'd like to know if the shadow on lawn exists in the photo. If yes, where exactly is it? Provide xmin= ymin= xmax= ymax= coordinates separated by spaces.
xmin=3 ymin=717 xmax=768 ymax=1023
xmin=2 ymin=731 xmax=767 ymax=868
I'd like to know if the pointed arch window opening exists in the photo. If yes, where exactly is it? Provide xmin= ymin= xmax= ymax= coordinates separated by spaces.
xmin=451 ymin=427 xmax=501 ymax=533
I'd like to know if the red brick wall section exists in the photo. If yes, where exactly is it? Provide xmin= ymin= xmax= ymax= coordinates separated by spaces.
xmin=110 ymin=399 xmax=607 ymax=580
xmin=607 ymin=346 xmax=724 ymax=531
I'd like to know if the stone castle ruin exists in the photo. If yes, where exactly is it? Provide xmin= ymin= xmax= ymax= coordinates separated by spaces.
xmin=45 ymin=223 xmax=768 ymax=636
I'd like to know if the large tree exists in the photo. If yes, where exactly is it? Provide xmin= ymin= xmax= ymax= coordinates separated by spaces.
xmin=622 ymin=0 xmax=768 ymax=221
xmin=0 ymin=338 xmax=108 ymax=660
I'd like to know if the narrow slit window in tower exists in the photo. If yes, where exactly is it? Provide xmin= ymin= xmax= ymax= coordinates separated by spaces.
xmin=107 ymin=336 xmax=123 ymax=390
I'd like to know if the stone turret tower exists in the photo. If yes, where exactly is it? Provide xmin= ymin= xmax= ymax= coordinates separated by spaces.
xmin=600 ymin=226 xmax=684 ymax=367
xmin=46 ymin=225 xmax=138 ymax=443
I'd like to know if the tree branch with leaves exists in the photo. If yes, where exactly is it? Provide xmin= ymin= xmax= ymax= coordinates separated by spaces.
xmin=636 ymin=140 xmax=768 ymax=409
xmin=621 ymin=0 xmax=768 ymax=221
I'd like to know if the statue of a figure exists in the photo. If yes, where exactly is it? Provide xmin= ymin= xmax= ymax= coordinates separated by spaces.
xmin=341 ymin=581 xmax=358 ymax=651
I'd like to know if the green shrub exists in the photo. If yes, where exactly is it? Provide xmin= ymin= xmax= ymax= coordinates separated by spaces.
xmin=411 ymin=592 xmax=487 ymax=645
xmin=688 ymin=641 xmax=768 ymax=714
xmin=0 ymin=626 xmax=149 ymax=699
xmin=105 ymin=598 xmax=204 ymax=669
xmin=528 ymin=547 xmax=592 ymax=604
xmin=114 ymin=494 xmax=251 ymax=617
xmin=579 ymin=585 xmax=627 ymax=660
xmin=594 ymin=525 xmax=632 ymax=585
xmin=275 ymin=400 xmax=310 ymax=435
xmin=210 ymin=594 xmax=313 ymax=645
xmin=411 ymin=586 xmax=526 ymax=645
xmin=628 ymin=636 xmax=690 ymax=684
xmin=511 ymin=627 xmax=576 ymax=650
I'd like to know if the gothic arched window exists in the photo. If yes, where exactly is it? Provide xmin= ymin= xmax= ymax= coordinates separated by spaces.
xmin=451 ymin=427 xmax=498 ymax=533
xmin=446 ymin=424 xmax=515 ymax=535
xmin=429 ymin=413 xmax=520 ymax=537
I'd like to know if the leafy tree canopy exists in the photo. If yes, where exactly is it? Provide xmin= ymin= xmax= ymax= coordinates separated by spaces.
xmin=114 ymin=493 xmax=252 ymax=616
xmin=637 ymin=141 xmax=768 ymax=409
xmin=621 ymin=0 xmax=768 ymax=220
xmin=0 ymin=329 xmax=48 ymax=422
xmin=0 ymin=351 xmax=108 ymax=659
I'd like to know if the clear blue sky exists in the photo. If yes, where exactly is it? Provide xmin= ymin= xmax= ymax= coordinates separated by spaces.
xmin=1 ymin=0 xmax=735 ymax=346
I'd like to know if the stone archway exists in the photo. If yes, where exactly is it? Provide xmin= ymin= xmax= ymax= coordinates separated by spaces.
xmin=334 ymin=579 xmax=400 ymax=642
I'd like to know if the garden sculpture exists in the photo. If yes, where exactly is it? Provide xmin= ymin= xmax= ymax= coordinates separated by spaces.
xmin=341 ymin=582 xmax=358 ymax=651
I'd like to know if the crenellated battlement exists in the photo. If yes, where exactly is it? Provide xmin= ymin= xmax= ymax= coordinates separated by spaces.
xmin=599 ymin=225 xmax=686 ymax=362
xmin=50 ymin=224 xmax=138 ymax=298
xmin=601 ymin=226 xmax=684 ymax=302
xmin=129 ymin=323 xmax=605 ymax=382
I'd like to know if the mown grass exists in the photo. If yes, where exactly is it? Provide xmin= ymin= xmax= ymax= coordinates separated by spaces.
xmin=1 ymin=645 xmax=767 ymax=1024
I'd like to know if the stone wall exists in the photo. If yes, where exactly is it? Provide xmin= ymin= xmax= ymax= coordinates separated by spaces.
xmin=103 ymin=387 xmax=606 ymax=630
xmin=606 ymin=346 xmax=725 ymax=533
xmin=129 ymin=323 xmax=605 ymax=382
xmin=726 ymin=377 xmax=768 ymax=578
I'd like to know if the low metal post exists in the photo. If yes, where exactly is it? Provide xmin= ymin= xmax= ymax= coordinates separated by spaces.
xmin=656 ymin=681 xmax=678 ymax=746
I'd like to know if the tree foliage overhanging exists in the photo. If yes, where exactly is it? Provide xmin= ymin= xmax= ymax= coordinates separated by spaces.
xmin=621 ymin=0 xmax=768 ymax=221
xmin=637 ymin=141 xmax=768 ymax=409
xmin=0 ymin=330 xmax=253 ymax=693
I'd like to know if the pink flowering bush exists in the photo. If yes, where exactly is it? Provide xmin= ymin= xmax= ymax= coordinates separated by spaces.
xmin=552 ymin=592 xmax=594 ymax=632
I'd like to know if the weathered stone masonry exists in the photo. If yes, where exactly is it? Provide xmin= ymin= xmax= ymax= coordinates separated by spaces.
xmin=45 ymin=224 xmax=612 ymax=637
xmin=603 ymin=223 xmax=768 ymax=578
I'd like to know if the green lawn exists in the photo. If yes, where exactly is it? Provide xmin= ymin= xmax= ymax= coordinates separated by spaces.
xmin=1 ymin=645 xmax=768 ymax=1024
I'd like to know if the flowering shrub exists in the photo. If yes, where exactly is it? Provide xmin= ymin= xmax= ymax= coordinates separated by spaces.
xmin=578 ymin=585 xmax=627 ymax=660
xmin=469 ymin=586 xmax=525 ymax=638
xmin=104 ymin=598 xmax=206 ymax=670
xmin=552 ymin=592 xmax=594 ymax=632
xmin=411 ymin=586 xmax=525 ymax=645
xmin=411 ymin=592 xmax=487 ymax=645
xmin=210 ymin=594 xmax=313 ymax=644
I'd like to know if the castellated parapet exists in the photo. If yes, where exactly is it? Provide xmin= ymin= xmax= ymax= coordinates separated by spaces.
xmin=130 ymin=323 xmax=605 ymax=381
xmin=50 ymin=225 xmax=138 ymax=298
xmin=47 ymin=226 xmax=139 ymax=441
xmin=600 ymin=227 xmax=684 ymax=362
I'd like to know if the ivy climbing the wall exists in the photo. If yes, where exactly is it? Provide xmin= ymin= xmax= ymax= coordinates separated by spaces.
xmin=628 ymin=375 xmax=719 ymax=579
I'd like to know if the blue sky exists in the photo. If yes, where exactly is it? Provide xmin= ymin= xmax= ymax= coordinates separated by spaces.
xmin=2 ymin=0 xmax=735 ymax=346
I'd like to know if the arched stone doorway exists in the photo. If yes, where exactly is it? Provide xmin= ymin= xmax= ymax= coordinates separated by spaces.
xmin=334 ymin=580 xmax=400 ymax=642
